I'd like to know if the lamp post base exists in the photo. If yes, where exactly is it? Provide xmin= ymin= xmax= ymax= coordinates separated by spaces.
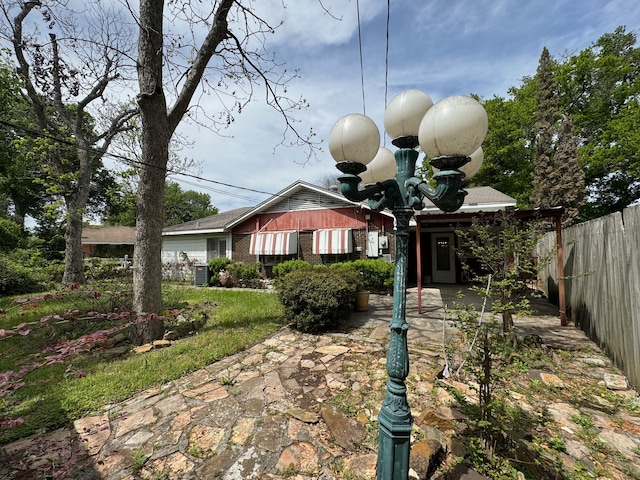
xmin=376 ymin=383 xmax=412 ymax=479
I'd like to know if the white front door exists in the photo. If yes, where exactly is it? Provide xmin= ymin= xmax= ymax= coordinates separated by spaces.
xmin=431 ymin=233 xmax=456 ymax=284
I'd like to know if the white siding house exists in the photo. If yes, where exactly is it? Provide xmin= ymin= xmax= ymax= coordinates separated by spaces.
xmin=161 ymin=207 xmax=251 ymax=278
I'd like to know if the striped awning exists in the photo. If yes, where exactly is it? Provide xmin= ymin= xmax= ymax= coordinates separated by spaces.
xmin=249 ymin=231 xmax=297 ymax=255
xmin=312 ymin=229 xmax=353 ymax=254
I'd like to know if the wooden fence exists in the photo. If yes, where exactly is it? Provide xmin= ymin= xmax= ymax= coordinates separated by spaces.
xmin=536 ymin=204 xmax=640 ymax=389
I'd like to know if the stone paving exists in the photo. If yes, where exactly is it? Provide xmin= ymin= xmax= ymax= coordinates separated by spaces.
xmin=1 ymin=287 xmax=640 ymax=479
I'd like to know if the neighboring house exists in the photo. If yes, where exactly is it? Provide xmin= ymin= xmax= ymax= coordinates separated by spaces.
xmin=161 ymin=180 xmax=518 ymax=283
xmin=162 ymin=207 xmax=253 ymax=265
xmin=81 ymin=226 xmax=136 ymax=259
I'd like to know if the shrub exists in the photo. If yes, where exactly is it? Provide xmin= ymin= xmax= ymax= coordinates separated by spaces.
xmin=272 ymin=259 xmax=311 ymax=278
xmin=332 ymin=259 xmax=394 ymax=292
xmin=276 ymin=267 xmax=362 ymax=332
xmin=0 ymin=254 xmax=48 ymax=295
xmin=0 ymin=219 xmax=22 ymax=252
xmin=225 ymin=261 xmax=262 ymax=288
xmin=208 ymin=257 xmax=232 ymax=285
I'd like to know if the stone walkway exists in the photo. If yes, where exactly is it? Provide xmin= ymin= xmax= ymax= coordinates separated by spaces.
xmin=1 ymin=287 xmax=639 ymax=479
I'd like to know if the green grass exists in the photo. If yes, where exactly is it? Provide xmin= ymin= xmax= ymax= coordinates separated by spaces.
xmin=0 ymin=286 xmax=284 ymax=444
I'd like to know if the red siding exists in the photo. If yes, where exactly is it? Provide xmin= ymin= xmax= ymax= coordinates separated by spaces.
xmin=232 ymin=207 xmax=393 ymax=233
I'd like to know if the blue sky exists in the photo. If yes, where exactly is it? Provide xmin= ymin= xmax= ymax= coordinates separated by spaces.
xmin=166 ymin=0 xmax=640 ymax=212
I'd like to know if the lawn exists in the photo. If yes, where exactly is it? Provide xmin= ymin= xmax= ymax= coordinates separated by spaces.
xmin=0 ymin=284 xmax=284 ymax=444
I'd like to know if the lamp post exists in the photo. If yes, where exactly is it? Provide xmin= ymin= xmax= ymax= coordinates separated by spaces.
xmin=328 ymin=89 xmax=488 ymax=480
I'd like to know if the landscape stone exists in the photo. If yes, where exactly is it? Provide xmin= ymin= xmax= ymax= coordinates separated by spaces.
xmin=321 ymin=406 xmax=367 ymax=451
xmin=73 ymin=414 xmax=110 ymax=456
xmin=604 ymin=373 xmax=628 ymax=390
xmin=275 ymin=441 xmax=319 ymax=473
xmin=6 ymin=290 xmax=640 ymax=480
xmin=410 ymin=439 xmax=445 ymax=478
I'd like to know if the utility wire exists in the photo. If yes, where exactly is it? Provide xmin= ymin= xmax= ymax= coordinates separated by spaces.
xmin=0 ymin=118 xmax=277 ymax=201
xmin=356 ymin=0 xmax=366 ymax=115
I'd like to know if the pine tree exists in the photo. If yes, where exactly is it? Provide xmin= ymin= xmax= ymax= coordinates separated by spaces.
xmin=554 ymin=115 xmax=585 ymax=226
xmin=531 ymin=47 xmax=558 ymax=209
xmin=531 ymin=47 xmax=585 ymax=226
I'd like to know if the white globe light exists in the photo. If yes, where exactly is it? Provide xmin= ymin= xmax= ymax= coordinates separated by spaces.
xmin=360 ymin=147 xmax=397 ymax=184
xmin=463 ymin=146 xmax=484 ymax=178
xmin=384 ymin=89 xmax=433 ymax=140
xmin=432 ymin=146 xmax=484 ymax=179
xmin=329 ymin=114 xmax=380 ymax=165
xmin=418 ymin=95 xmax=488 ymax=158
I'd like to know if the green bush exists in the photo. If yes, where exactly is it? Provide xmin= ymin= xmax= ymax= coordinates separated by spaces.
xmin=331 ymin=259 xmax=394 ymax=292
xmin=276 ymin=267 xmax=362 ymax=332
xmin=226 ymin=261 xmax=261 ymax=282
xmin=212 ymin=260 xmax=263 ymax=288
xmin=208 ymin=257 xmax=232 ymax=285
xmin=0 ymin=254 xmax=48 ymax=295
xmin=272 ymin=259 xmax=311 ymax=278
xmin=0 ymin=219 xmax=23 ymax=252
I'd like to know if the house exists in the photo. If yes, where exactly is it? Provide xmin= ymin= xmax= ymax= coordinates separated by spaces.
xmin=81 ymin=226 xmax=136 ymax=259
xmin=162 ymin=181 xmax=396 ymax=277
xmin=161 ymin=180 xmax=518 ymax=282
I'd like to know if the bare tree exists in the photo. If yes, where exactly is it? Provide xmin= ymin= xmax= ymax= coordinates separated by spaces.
xmin=133 ymin=0 xmax=317 ymax=338
xmin=1 ymin=1 xmax=138 ymax=284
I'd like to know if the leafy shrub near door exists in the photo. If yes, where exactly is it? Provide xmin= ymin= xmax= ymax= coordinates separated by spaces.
xmin=331 ymin=259 xmax=394 ymax=293
xmin=276 ymin=267 xmax=363 ymax=332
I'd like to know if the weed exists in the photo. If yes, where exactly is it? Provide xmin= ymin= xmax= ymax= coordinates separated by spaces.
xmin=131 ymin=449 xmax=147 ymax=475
xmin=280 ymin=464 xmax=299 ymax=478
xmin=187 ymin=441 xmax=205 ymax=458
xmin=220 ymin=369 xmax=234 ymax=386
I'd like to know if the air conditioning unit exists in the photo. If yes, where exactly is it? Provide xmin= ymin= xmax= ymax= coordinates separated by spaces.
xmin=382 ymin=254 xmax=392 ymax=262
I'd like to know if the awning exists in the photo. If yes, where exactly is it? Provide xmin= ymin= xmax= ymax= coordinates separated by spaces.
xmin=249 ymin=231 xmax=297 ymax=255
xmin=312 ymin=229 xmax=353 ymax=254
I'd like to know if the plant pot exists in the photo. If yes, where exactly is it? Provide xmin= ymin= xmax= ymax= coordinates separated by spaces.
xmin=355 ymin=290 xmax=370 ymax=312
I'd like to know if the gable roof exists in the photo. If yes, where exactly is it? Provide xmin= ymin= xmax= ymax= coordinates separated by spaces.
xmin=419 ymin=186 xmax=516 ymax=214
xmin=161 ymin=181 xmax=517 ymax=235
xmin=162 ymin=207 xmax=253 ymax=235
xmin=225 ymin=180 xmax=385 ymax=229
xmin=82 ymin=226 xmax=136 ymax=245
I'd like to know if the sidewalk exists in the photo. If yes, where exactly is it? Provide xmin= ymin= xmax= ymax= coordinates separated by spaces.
xmin=1 ymin=287 xmax=639 ymax=479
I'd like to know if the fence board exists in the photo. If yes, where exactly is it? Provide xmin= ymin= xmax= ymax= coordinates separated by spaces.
xmin=537 ymin=204 xmax=639 ymax=388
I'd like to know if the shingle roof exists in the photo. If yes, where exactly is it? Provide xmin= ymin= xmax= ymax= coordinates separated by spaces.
xmin=81 ymin=226 xmax=136 ymax=245
xmin=162 ymin=207 xmax=253 ymax=233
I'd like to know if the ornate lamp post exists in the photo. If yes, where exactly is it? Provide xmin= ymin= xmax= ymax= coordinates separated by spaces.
xmin=328 ymin=89 xmax=488 ymax=480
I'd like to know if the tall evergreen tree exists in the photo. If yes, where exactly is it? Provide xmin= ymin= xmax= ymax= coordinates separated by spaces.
xmin=554 ymin=115 xmax=585 ymax=226
xmin=531 ymin=47 xmax=585 ymax=226
xmin=531 ymin=47 xmax=558 ymax=209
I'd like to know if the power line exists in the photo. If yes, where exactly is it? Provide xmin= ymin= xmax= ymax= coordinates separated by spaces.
xmin=0 ymin=118 xmax=277 ymax=202
xmin=356 ymin=0 xmax=366 ymax=115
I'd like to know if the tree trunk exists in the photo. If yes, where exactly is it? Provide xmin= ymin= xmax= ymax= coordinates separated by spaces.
xmin=132 ymin=0 xmax=170 ymax=342
xmin=61 ymin=146 xmax=94 ymax=285
xmin=61 ymin=205 xmax=85 ymax=285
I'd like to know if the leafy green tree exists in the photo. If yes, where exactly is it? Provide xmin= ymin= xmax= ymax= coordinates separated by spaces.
xmin=531 ymin=47 xmax=559 ymax=210
xmin=163 ymin=182 xmax=218 ymax=226
xmin=0 ymin=62 xmax=49 ymax=231
xmin=2 ymin=1 xmax=138 ymax=284
xmin=104 ymin=178 xmax=218 ymax=227
xmin=557 ymin=26 xmax=640 ymax=219
xmin=473 ymin=87 xmax=536 ymax=207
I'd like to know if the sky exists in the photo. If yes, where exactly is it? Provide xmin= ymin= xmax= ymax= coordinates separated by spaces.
xmin=166 ymin=0 xmax=640 ymax=214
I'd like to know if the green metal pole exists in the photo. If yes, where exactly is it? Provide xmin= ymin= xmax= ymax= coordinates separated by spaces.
xmin=376 ymin=147 xmax=418 ymax=479
xmin=376 ymin=208 xmax=412 ymax=479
